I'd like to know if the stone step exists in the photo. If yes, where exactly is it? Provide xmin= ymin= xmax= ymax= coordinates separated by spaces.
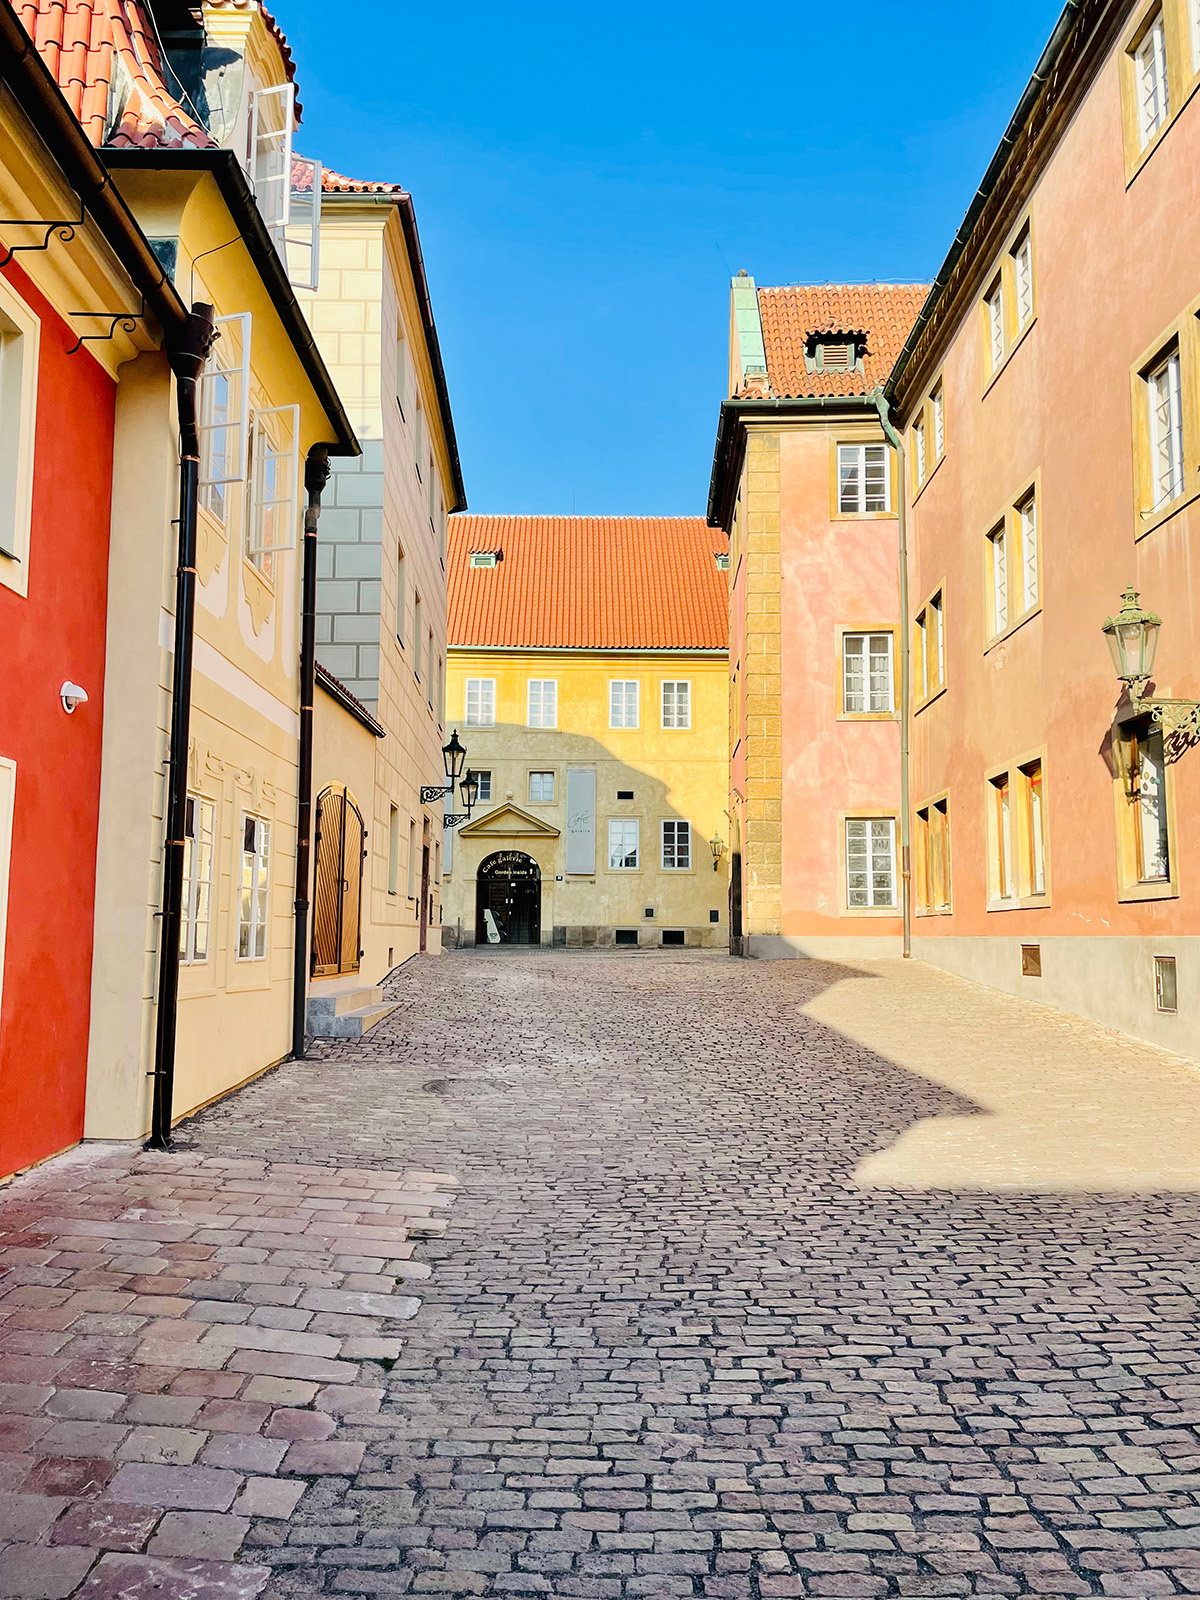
xmin=307 ymin=982 xmax=384 ymax=1021
xmin=307 ymin=999 xmax=398 ymax=1039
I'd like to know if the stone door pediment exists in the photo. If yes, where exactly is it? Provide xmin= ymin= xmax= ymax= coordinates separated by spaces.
xmin=458 ymin=803 xmax=561 ymax=839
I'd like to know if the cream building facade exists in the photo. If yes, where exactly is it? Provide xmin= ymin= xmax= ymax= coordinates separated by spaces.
xmin=443 ymin=517 xmax=730 ymax=949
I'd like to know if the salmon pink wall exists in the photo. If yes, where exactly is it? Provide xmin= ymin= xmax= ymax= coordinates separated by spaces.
xmin=0 ymin=258 xmax=114 ymax=1178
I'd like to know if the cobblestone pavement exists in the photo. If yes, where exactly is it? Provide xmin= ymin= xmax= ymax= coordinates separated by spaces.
xmin=8 ymin=950 xmax=1200 ymax=1600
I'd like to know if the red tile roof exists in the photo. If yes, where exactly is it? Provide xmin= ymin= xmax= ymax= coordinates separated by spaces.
xmin=292 ymin=156 xmax=406 ymax=196
xmin=755 ymin=283 xmax=930 ymax=399
xmin=448 ymin=516 xmax=728 ymax=652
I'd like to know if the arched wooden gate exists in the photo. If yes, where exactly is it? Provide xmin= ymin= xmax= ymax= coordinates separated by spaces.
xmin=311 ymin=785 xmax=366 ymax=976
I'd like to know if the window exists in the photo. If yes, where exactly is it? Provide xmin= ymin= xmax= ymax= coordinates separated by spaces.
xmin=474 ymin=771 xmax=492 ymax=802
xmin=838 ymin=442 xmax=890 ymax=513
xmin=437 ymin=657 xmax=444 ymax=726
xmin=661 ymin=820 xmax=691 ymax=870
xmin=1018 ymin=492 xmax=1039 ymax=613
xmin=527 ymin=679 xmax=558 ymax=728
xmin=913 ymin=413 xmax=926 ymax=487
xmin=916 ymin=799 xmax=950 ymax=914
xmin=426 ymin=630 xmax=435 ymax=706
xmin=413 ymin=594 xmax=423 ymax=677
xmin=616 ymin=789 xmax=634 ymax=801
xmin=610 ymin=680 xmax=639 ymax=729
xmin=180 ymin=795 xmax=215 ymax=963
xmin=0 ymin=277 xmax=39 ymax=591
xmin=715 ymin=551 xmax=730 ymax=571
xmin=661 ymin=929 xmax=686 ymax=947
xmin=842 ymin=632 xmax=894 ymax=715
xmin=845 ymin=818 xmax=896 ymax=909
xmin=1135 ymin=11 xmax=1170 ymax=148
xmin=1013 ymin=231 xmax=1034 ymax=332
xmin=469 ymin=551 xmax=499 ymax=568
xmin=246 ymin=405 xmax=299 ymax=580
xmin=609 ymin=819 xmax=639 ymax=869
xmin=237 ymin=814 xmax=271 ymax=960
xmin=248 ymin=83 xmax=295 ymax=241
xmin=661 ymin=681 xmax=691 ymax=729
xmin=915 ymin=590 xmax=945 ymax=703
xmin=1019 ymin=760 xmax=1047 ymax=897
xmin=465 ymin=678 xmax=495 ymax=726
xmin=395 ymin=331 xmax=406 ymax=419
xmin=931 ymin=382 xmax=945 ymax=461
xmin=986 ymin=522 xmax=1008 ymax=637
xmin=428 ymin=457 xmax=437 ymax=532
xmin=395 ymin=545 xmax=406 ymax=642
xmin=529 ymin=771 xmax=555 ymax=803
xmin=614 ymin=928 xmax=638 ymax=946
xmin=986 ymin=278 xmax=1005 ymax=372
xmin=1156 ymin=954 xmax=1178 ymax=1012
xmin=388 ymin=805 xmax=400 ymax=895
xmin=407 ymin=818 xmax=417 ymax=897
xmin=989 ymin=773 xmax=1015 ymax=903
xmin=1147 ymin=349 xmax=1184 ymax=509
xmin=198 ymin=313 xmax=251 ymax=522
xmin=1130 ymin=723 xmax=1171 ymax=882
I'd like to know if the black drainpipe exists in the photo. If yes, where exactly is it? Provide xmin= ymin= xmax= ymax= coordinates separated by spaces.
xmin=147 ymin=301 xmax=219 ymax=1151
xmin=292 ymin=446 xmax=332 ymax=1061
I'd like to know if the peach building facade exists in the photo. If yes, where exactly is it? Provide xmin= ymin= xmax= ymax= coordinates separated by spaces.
xmin=887 ymin=0 xmax=1200 ymax=1055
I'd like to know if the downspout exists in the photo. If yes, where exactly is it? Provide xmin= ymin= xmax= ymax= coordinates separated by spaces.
xmin=147 ymin=302 xmax=218 ymax=1150
xmin=292 ymin=446 xmax=332 ymax=1061
xmin=872 ymin=388 xmax=912 ymax=960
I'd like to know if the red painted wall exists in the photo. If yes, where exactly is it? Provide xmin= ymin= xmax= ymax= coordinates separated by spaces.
xmin=0 ymin=257 xmax=114 ymax=1178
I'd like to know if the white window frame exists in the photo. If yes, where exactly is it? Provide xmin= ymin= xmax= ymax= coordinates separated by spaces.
xmin=236 ymin=813 xmax=271 ymax=961
xmin=246 ymin=404 xmax=300 ymax=577
xmin=1136 ymin=12 xmax=1170 ymax=149
xmin=407 ymin=818 xmax=417 ymax=897
xmin=838 ymin=442 xmax=890 ymax=513
xmin=931 ymin=383 xmax=945 ymax=460
xmin=988 ymin=523 xmax=1008 ymax=637
xmin=249 ymin=82 xmax=295 ymax=239
xmin=180 ymin=794 xmax=216 ymax=964
xmin=991 ymin=774 xmax=1015 ymax=902
xmin=529 ymin=771 xmax=555 ymax=804
xmin=1014 ymin=232 xmax=1034 ymax=331
xmin=661 ymin=680 xmax=691 ymax=730
xmin=913 ymin=414 xmax=926 ymax=486
xmin=986 ymin=279 xmax=1005 ymax=371
xmin=474 ymin=771 xmax=492 ymax=802
xmin=395 ymin=544 xmax=406 ymax=642
xmin=842 ymin=632 xmax=894 ymax=715
xmin=465 ymin=678 xmax=495 ymax=727
xmin=661 ymin=819 xmax=691 ymax=871
xmin=388 ymin=804 xmax=400 ymax=895
xmin=1018 ymin=494 xmax=1038 ymax=613
xmin=0 ymin=277 xmax=39 ymax=598
xmin=608 ymin=818 xmax=640 ymax=870
xmin=284 ymin=155 xmax=321 ymax=291
xmin=845 ymin=817 xmax=897 ymax=910
xmin=609 ymin=680 xmax=639 ymax=729
xmin=527 ymin=679 xmax=558 ymax=729
xmin=198 ymin=312 xmax=251 ymax=520
xmin=1148 ymin=350 xmax=1184 ymax=510
xmin=1134 ymin=726 xmax=1171 ymax=882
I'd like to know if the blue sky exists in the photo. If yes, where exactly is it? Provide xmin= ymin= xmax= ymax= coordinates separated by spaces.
xmin=285 ymin=1 xmax=1064 ymax=515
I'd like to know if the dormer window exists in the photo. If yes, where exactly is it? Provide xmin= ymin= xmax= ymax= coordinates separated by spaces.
xmin=805 ymin=332 xmax=867 ymax=375
xmin=469 ymin=550 xmax=502 ymax=568
xmin=714 ymin=551 xmax=730 ymax=571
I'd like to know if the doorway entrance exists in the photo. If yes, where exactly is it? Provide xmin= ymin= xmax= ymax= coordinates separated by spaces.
xmin=475 ymin=851 xmax=541 ymax=945
xmin=311 ymin=785 xmax=366 ymax=976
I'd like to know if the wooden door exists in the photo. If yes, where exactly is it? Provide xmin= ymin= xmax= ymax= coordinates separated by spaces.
xmin=419 ymin=843 xmax=430 ymax=952
xmin=311 ymin=786 xmax=366 ymax=976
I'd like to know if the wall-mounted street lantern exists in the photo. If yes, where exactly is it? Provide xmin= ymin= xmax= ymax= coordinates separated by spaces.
xmin=1102 ymin=586 xmax=1200 ymax=737
xmin=709 ymin=832 xmax=726 ymax=872
xmin=421 ymin=730 xmax=477 ymax=826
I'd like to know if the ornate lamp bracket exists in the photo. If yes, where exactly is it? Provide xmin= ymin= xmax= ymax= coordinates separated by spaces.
xmin=1135 ymin=691 xmax=1200 ymax=740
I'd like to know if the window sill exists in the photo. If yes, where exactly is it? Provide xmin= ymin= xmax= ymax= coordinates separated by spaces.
xmin=982 ymin=314 xmax=1038 ymax=399
xmin=985 ymin=894 xmax=1051 ymax=913
xmin=831 ymin=509 xmax=897 ymax=524
xmin=1136 ymin=484 xmax=1200 ymax=541
xmin=842 ymin=904 xmax=901 ymax=917
xmin=915 ymin=905 xmax=953 ymax=918
xmin=837 ymin=710 xmax=900 ymax=723
xmin=984 ymin=603 xmax=1042 ymax=656
xmin=912 ymin=449 xmax=946 ymax=505
xmin=914 ymin=682 xmax=948 ymax=715
xmin=1117 ymin=878 xmax=1179 ymax=903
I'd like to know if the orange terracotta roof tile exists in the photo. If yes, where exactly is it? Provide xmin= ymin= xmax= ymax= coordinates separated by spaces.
xmin=292 ymin=156 xmax=406 ymax=195
xmin=448 ymin=516 xmax=728 ymax=652
xmin=9 ymin=0 xmax=215 ymax=148
xmin=756 ymin=283 xmax=930 ymax=399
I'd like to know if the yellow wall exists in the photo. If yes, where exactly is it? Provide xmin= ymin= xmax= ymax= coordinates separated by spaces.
xmin=443 ymin=649 xmax=729 ymax=946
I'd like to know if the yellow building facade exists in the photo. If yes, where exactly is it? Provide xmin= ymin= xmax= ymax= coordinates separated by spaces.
xmin=443 ymin=518 xmax=730 ymax=949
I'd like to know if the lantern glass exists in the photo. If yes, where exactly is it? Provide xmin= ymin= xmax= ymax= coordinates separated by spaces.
xmin=460 ymin=770 xmax=480 ymax=812
xmin=1103 ymin=588 xmax=1162 ymax=686
xmin=442 ymin=729 xmax=466 ymax=781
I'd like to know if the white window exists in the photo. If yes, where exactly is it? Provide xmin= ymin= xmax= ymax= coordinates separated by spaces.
xmin=916 ymin=591 xmax=945 ymax=701
xmin=428 ymin=458 xmax=438 ymax=531
xmin=414 ymin=400 xmax=423 ymax=480
xmin=437 ymin=657 xmax=444 ymax=726
xmin=1148 ymin=350 xmax=1184 ymax=509
xmin=838 ymin=443 xmax=890 ymax=513
xmin=610 ymin=680 xmax=639 ymax=728
xmin=407 ymin=818 xmax=417 ymax=897
xmin=527 ymin=679 xmax=558 ymax=728
xmin=1136 ymin=13 xmax=1170 ymax=148
xmin=1018 ymin=494 xmax=1038 ymax=612
xmin=609 ymin=818 xmax=639 ymax=870
xmin=661 ymin=680 xmax=691 ymax=729
xmin=986 ymin=279 xmax=1005 ymax=371
xmin=465 ymin=678 xmax=495 ymax=726
xmin=843 ymin=632 xmax=894 ymax=714
xmin=474 ymin=770 xmax=492 ymax=802
xmin=180 ymin=795 xmax=215 ymax=964
xmin=1193 ymin=0 xmax=1200 ymax=70
xmin=246 ymin=404 xmax=299 ymax=579
xmin=388 ymin=804 xmax=400 ymax=895
xmin=0 ymin=277 xmax=39 ymax=593
xmin=249 ymin=83 xmax=295 ymax=241
xmin=988 ymin=523 xmax=1008 ymax=637
xmin=1134 ymin=726 xmax=1170 ymax=881
xmin=845 ymin=818 xmax=896 ymax=909
xmin=237 ymin=814 xmax=271 ymax=960
xmin=931 ymin=383 xmax=945 ymax=460
xmin=1014 ymin=233 xmax=1034 ymax=331
xmin=395 ymin=545 xmax=405 ymax=641
xmin=913 ymin=414 xmax=926 ymax=486
xmin=395 ymin=331 xmax=407 ymax=419
xmin=198 ymin=313 xmax=251 ymax=522
xmin=661 ymin=820 xmax=691 ymax=870
xmin=529 ymin=771 xmax=555 ymax=803
xmin=469 ymin=551 xmax=499 ymax=568
xmin=284 ymin=155 xmax=321 ymax=292
xmin=991 ymin=774 xmax=1014 ymax=901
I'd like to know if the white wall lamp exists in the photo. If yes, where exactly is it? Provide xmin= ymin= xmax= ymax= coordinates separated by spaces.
xmin=60 ymin=681 xmax=89 ymax=715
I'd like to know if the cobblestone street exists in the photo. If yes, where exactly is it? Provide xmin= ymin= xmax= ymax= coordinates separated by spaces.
xmin=7 ymin=950 xmax=1200 ymax=1600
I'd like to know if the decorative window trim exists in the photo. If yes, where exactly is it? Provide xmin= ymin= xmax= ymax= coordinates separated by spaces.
xmin=0 ymin=276 xmax=39 ymax=599
xmin=180 ymin=793 xmax=216 ymax=964
xmin=1130 ymin=311 xmax=1200 ymax=536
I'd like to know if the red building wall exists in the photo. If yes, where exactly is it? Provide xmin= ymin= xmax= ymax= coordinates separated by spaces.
xmin=0 ymin=258 xmax=114 ymax=1177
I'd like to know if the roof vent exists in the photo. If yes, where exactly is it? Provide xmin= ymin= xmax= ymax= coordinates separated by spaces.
xmin=469 ymin=550 xmax=502 ymax=568
xmin=805 ymin=332 xmax=867 ymax=375
xmin=715 ymin=551 xmax=730 ymax=571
